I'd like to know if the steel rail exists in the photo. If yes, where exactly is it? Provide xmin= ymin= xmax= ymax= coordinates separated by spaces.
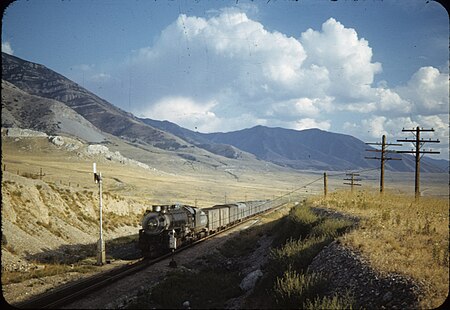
xmin=13 ymin=201 xmax=290 ymax=309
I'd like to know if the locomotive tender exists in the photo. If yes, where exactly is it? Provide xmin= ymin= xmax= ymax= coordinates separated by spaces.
xmin=138 ymin=201 xmax=272 ymax=258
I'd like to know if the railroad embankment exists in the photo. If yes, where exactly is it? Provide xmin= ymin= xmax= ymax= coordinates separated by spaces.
xmin=128 ymin=193 xmax=448 ymax=309
xmin=1 ymin=170 xmax=146 ymax=275
xmin=309 ymin=191 xmax=449 ymax=309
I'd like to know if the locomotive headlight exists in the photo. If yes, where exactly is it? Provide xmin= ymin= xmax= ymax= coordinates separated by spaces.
xmin=143 ymin=213 xmax=166 ymax=235
xmin=147 ymin=217 xmax=159 ymax=230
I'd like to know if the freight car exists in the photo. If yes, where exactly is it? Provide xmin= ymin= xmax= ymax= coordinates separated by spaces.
xmin=138 ymin=200 xmax=272 ymax=258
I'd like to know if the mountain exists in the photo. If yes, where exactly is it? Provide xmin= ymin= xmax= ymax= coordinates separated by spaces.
xmin=2 ymin=52 xmax=446 ymax=173
xmin=144 ymin=119 xmax=447 ymax=172
xmin=1 ymin=52 xmax=188 ymax=150
xmin=140 ymin=118 xmax=243 ymax=159
xmin=1 ymin=80 xmax=106 ymax=142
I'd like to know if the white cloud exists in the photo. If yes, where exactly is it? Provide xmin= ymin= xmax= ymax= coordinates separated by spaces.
xmin=395 ymin=66 xmax=449 ymax=115
xmin=293 ymin=118 xmax=331 ymax=131
xmin=72 ymin=8 xmax=446 ymax=158
xmin=269 ymin=97 xmax=322 ymax=119
xmin=361 ymin=116 xmax=388 ymax=138
xmin=121 ymin=13 xmax=384 ymax=127
xmin=300 ymin=18 xmax=382 ymax=100
xmin=1 ymin=41 xmax=14 ymax=55
xmin=373 ymin=87 xmax=413 ymax=114
xmin=140 ymin=96 xmax=221 ymax=132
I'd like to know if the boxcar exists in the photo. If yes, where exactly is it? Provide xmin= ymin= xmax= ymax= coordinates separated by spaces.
xmin=205 ymin=205 xmax=230 ymax=231
xmin=213 ymin=204 xmax=239 ymax=224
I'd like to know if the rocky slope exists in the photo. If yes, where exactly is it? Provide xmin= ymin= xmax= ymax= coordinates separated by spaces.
xmin=1 ymin=169 xmax=147 ymax=272
xmin=2 ymin=52 xmax=187 ymax=149
xmin=2 ymin=80 xmax=106 ymax=143
xmin=308 ymin=240 xmax=422 ymax=309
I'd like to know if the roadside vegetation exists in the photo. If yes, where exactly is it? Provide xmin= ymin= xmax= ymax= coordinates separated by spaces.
xmin=133 ymin=202 xmax=354 ymax=309
xmin=245 ymin=203 xmax=354 ymax=309
xmin=309 ymin=190 xmax=449 ymax=309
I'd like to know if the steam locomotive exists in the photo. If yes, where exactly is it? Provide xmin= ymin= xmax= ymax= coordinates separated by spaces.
xmin=138 ymin=201 xmax=272 ymax=258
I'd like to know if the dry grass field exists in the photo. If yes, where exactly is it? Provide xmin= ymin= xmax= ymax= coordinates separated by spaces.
xmin=1 ymin=136 xmax=319 ymax=207
xmin=310 ymin=190 xmax=449 ymax=308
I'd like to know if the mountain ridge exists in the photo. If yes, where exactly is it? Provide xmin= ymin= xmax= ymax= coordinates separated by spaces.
xmin=2 ymin=52 xmax=189 ymax=150
xmin=143 ymin=118 xmax=447 ymax=172
xmin=2 ymin=52 xmax=447 ymax=173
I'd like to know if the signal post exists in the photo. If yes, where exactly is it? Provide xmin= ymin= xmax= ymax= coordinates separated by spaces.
xmin=93 ymin=163 xmax=106 ymax=265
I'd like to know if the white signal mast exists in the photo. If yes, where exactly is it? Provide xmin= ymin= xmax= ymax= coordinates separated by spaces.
xmin=93 ymin=163 xmax=106 ymax=265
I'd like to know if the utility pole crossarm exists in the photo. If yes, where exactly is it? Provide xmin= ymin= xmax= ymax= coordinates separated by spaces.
xmin=396 ymin=126 xmax=441 ymax=199
xmin=401 ymin=127 xmax=435 ymax=132
xmin=396 ymin=150 xmax=441 ymax=154
xmin=365 ymin=134 xmax=402 ymax=193
xmin=343 ymin=172 xmax=362 ymax=192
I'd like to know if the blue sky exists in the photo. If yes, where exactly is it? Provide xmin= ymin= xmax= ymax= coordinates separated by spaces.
xmin=2 ymin=0 xmax=448 ymax=159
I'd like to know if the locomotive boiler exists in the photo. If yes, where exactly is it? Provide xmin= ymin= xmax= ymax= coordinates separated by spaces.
xmin=138 ymin=204 xmax=207 ymax=257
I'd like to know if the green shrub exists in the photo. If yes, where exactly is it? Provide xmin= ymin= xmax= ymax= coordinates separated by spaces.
xmin=302 ymin=293 xmax=354 ymax=310
xmin=272 ymin=205 xmax=320 ymax=247
xmin=309 ymin=218 xmax=353 ymax=238
xmin=274 ymin=269 xmax=326 ymax=308
xmin=270 ymin=236 xmax=331 ymax=275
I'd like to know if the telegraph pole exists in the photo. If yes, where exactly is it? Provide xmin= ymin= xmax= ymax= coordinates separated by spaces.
xmin=366 ymin=135 xmax=402 ymax=193
xmin=93 ymin=163 xmax=106 ymax=265
xmin=344 ymin=173 xmax=361 ymax=192
xmin=397 ymin=127 xmax=440 ymax=199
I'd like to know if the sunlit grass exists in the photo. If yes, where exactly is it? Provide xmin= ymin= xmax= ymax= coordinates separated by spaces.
xmin=310 ymin=190 xmax=449 ymax=309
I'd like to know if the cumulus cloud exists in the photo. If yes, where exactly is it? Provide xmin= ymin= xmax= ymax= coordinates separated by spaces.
xmin=395 ymin=66 xmax=449 ymax=115
xmin=294 ymin=118 xmax=331 ymax=131
xmin=119 ymin=12 xmax=386 ymax=131
xmin=72 ymin=7 xmax=447 ymax=159
xmin=300 ymin=18 xmax=382 ymax=101
xmin=140 ymin=96 xmax=221 ymax=132
xmin=1 ymin=41 xmax=14 ymax=55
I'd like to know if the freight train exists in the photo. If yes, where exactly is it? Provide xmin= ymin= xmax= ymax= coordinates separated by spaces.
xmin=138 ymin=201 xmax=273 ymax=258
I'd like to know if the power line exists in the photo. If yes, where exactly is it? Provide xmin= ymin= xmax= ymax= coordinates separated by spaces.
xmin=343 ymin=172 xmax=362 ymax=192
xmin=365 ymin=134 xmax=402 ymax=193
xmin=396 ymin=126 xmax=440 ymax=199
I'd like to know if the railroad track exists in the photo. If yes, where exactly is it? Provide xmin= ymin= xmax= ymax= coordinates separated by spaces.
xmin=14 ymin=202 xmax=290 ymax=309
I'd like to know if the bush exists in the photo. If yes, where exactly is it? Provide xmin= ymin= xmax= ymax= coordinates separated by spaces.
xmin=249 ymin=203 xmax=356 ymax=308
xmin=274 ymin=269 xmax=326 ymax=308
xmin=270 ymin=236 xmax=331 ymax=275
xmin=309 ymin=218 xmax=353 ymax=239
xmin=302 ymin=293 xmax=354 ymax=310
xmin=272 ymin=204 xmax=320 ymax=247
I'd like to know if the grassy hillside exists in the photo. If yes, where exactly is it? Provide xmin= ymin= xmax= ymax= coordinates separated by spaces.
xmin=1 ymin=134 xmax=318 ymax=265
xmin=310 ymin=190 xmax=449 ymax=308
